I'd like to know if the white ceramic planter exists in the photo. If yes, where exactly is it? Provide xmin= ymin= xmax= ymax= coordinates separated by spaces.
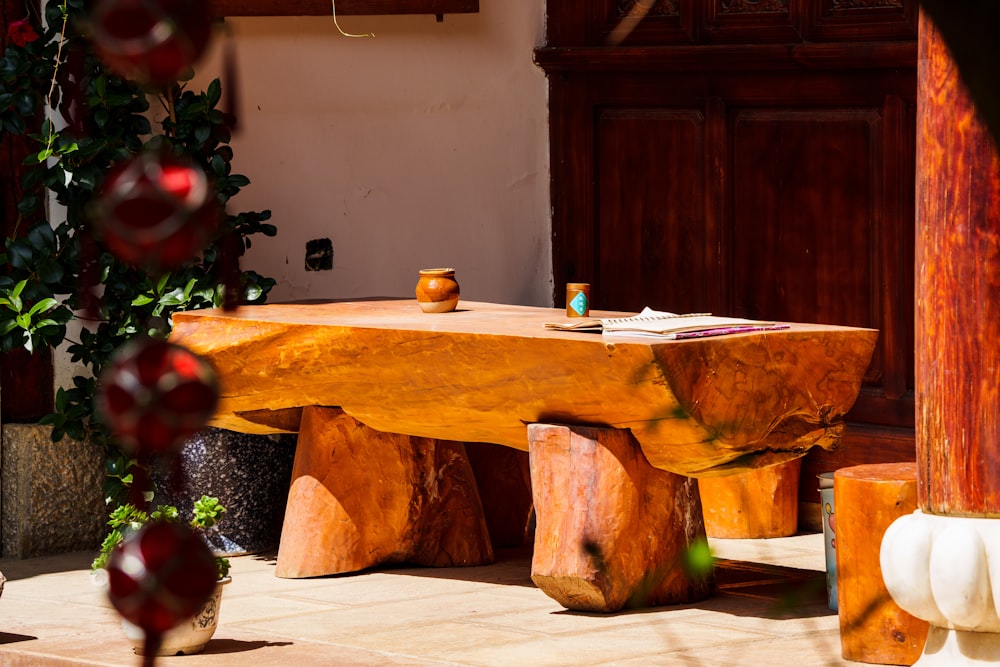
xmin=122 ymin=576 xmax=231 ymax=656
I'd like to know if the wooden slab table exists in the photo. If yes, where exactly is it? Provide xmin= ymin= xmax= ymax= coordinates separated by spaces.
xmin=170 ymin=299 xmax=877 ymax=611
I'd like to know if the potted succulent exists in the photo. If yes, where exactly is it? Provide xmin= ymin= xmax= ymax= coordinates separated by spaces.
xmin=92 ymin=493 xmax=232 ymax=656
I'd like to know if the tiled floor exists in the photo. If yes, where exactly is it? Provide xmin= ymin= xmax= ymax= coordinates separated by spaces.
xmin=0 ymin=533 xmax=876 ymax=666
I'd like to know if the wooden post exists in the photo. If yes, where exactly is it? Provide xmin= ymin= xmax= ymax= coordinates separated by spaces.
xmin=915 ymin=9 xmax=1000 ymax=516
xmin=881 ymin=11 xmax=1000 ymax=665
xmin=527 ymin=423 xmax=713 ymax=612
xmin=275 ymin=406 xmax=493 ymax=578
xmin=465 ymin=442 xmax=535 ymax=548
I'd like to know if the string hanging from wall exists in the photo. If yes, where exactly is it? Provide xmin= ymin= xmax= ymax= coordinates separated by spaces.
xmin=332 ymin=0 xmax=375 ymax=38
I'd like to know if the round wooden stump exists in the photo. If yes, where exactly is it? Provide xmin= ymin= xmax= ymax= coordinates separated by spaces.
xmin=699 ymin=458 xmax=802 ymax=538
xmin=835 ymin=462 xmax=928 ymax=665
xmin=528 ymin=423 xmax=714 ymax=612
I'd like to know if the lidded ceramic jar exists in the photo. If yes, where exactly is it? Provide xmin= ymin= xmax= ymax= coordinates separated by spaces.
xmin=415 ymin=268 xmax=460 ymax=313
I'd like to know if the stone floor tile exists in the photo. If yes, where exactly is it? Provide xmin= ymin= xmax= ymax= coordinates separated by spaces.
xmin=0 ymin=533 xmax=882 ymax=667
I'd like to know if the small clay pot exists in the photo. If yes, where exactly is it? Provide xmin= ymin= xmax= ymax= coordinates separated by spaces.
xmin=416 ymin=268 xmax=460 ymax=313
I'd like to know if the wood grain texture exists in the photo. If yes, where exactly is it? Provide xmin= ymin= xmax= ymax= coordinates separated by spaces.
xmin=527 ymin=423 xmax=712 ymax=612
xmin=833 ymin=463 xmax=927 ymax=664
xmin=915 ymin=11 xmax=1000 ymax=515
xmin=171 ymin=300 xmax=877 ymax=477
xmin=275 ymin=406 xmax=492 ymax=578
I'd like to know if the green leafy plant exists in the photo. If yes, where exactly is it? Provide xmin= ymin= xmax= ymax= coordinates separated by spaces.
xmin=92 ymin=494 xmax=231 ymax=580
xmin=0 ymin=2 xmax=277 ymax=447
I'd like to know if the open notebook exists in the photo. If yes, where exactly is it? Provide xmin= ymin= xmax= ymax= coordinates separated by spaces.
xmin=545 ymin=307 xmax=789 ymax=340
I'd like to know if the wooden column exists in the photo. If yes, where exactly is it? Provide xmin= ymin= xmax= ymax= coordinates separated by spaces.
xmin=527 ymin=423 xmax=713 ymax=613
xmin=881 ymin=13 xmax=1000 ymax=666
xmin=915 ymin=10 xmax=1000 ymax=515
xmin=275 ymin=406 xmax=493 ymax=578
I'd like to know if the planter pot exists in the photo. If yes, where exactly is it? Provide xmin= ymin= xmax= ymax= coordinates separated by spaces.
xmin=151 ymin=428 xmax=296 ymax=555
xmin=122 ymin=576 xmax=231 ymax=656
xmin=818 ymin=472 xmax=837 ymax=611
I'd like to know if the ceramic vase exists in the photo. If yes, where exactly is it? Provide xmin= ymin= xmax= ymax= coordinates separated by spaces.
xmin=415 ymin=268 xmax=460 ymax=313
xmin=122 ymin=576 xmax=231 ymax=656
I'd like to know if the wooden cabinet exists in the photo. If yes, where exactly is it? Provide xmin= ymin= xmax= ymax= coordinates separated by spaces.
xmin=545 ymin=0 xmax=915 ymax=46
xmin=536 ymin=0 xmax=918 ymax=495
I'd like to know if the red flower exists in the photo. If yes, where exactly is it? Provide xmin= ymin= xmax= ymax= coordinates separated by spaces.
xmin=7 ymin=18 xmax=40 ymax=47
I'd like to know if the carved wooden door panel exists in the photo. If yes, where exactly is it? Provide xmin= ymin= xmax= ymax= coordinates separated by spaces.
xmin=537 ymin=0 xmax=918 ymax=491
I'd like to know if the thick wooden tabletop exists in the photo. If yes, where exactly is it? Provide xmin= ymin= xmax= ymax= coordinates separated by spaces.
xmin=170 ymin=299 xmax=878 ymax=476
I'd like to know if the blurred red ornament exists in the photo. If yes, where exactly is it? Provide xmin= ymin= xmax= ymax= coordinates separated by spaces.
xmin=96 ymin=337 xmax=219 ymax=457
xmin=7 ymin=17 xmax=40 ymax=47
xmin=94 ymin=150 xmax=220 ymax=273
xmin=88 ymin=0 xmax=212 ymax=89
xmin=106 ymin=520 xmax=218 ymax=638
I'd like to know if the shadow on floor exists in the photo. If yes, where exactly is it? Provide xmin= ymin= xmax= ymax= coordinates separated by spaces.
xmin=358 ymin=545 xmax=834 ymax=623
xmin=200 ymin=639 xmax=295 ymax=655
xmin=0 ymin=551 xmax=94 ymax=581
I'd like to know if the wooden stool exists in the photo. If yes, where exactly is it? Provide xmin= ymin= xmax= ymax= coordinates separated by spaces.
xmin=834 ymin=463 xmax=929 ymax=665
xmin=699 ymin=458 xmax=802 ymax=538
xmin=527 ymin=423 xmax=714 ymax=612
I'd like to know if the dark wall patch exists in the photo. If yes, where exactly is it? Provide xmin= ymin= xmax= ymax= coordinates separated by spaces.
xmin=305 ymin=238 xmax=333 ymax=271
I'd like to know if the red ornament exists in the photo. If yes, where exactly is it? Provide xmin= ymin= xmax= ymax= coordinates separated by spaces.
xmin=88 ymin=0 xmax=213 ymax=89
xmin=94 ymin=150 xmax=220 ymax=273
xmin=96 ymin=338 xmax=220 ymax=457
xmin=107 ymin=520 xmax=218 ymax=638
xmin=7 ymin=17 xmax=40 ymax=47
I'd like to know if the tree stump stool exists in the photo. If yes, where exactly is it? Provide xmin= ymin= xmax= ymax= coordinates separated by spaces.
xmin=275 ymin=406 xmax=493 ymax=578
xmin=835 ymin=462 xmax=929 ymax=665
xmin=527 ymin=423 xmax=714 ymax=612
xmin=698 ymin=458 xmax=802 ymax=538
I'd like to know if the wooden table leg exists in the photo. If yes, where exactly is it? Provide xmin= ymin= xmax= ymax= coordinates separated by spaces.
xmin=465 ymin=442 xmax=535 ymax=548
xmin=527 ymin=423 xmax=714 ymax=612
xmin=275 ymin=406 xmax=494 ymax=578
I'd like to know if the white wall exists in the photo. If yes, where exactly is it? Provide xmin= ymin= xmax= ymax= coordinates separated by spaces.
xmin=193 ymin=1 xmax=552 ymax=307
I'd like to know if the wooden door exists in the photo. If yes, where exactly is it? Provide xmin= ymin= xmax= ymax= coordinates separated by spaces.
xmin=536 ymin=0 xmax=918 ymax=496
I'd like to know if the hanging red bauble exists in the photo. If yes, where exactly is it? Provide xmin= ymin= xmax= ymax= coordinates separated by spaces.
xmin=96 ymin=337 xmax=220 ymax=457
xmin=106 ymin=520 xmax=218 ymax=638
xmin=88 ymin=0 xmax=213 ymax=89
xmin=94 ymin=150 xmax=220 ymax=273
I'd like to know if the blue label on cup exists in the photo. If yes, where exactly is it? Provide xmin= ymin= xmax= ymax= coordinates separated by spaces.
xmin=569 ymin=291 xmax=589 ymax=316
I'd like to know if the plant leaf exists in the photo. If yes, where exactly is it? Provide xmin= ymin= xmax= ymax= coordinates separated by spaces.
xmin=27 ymin=298 xmax=57 ymax=317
